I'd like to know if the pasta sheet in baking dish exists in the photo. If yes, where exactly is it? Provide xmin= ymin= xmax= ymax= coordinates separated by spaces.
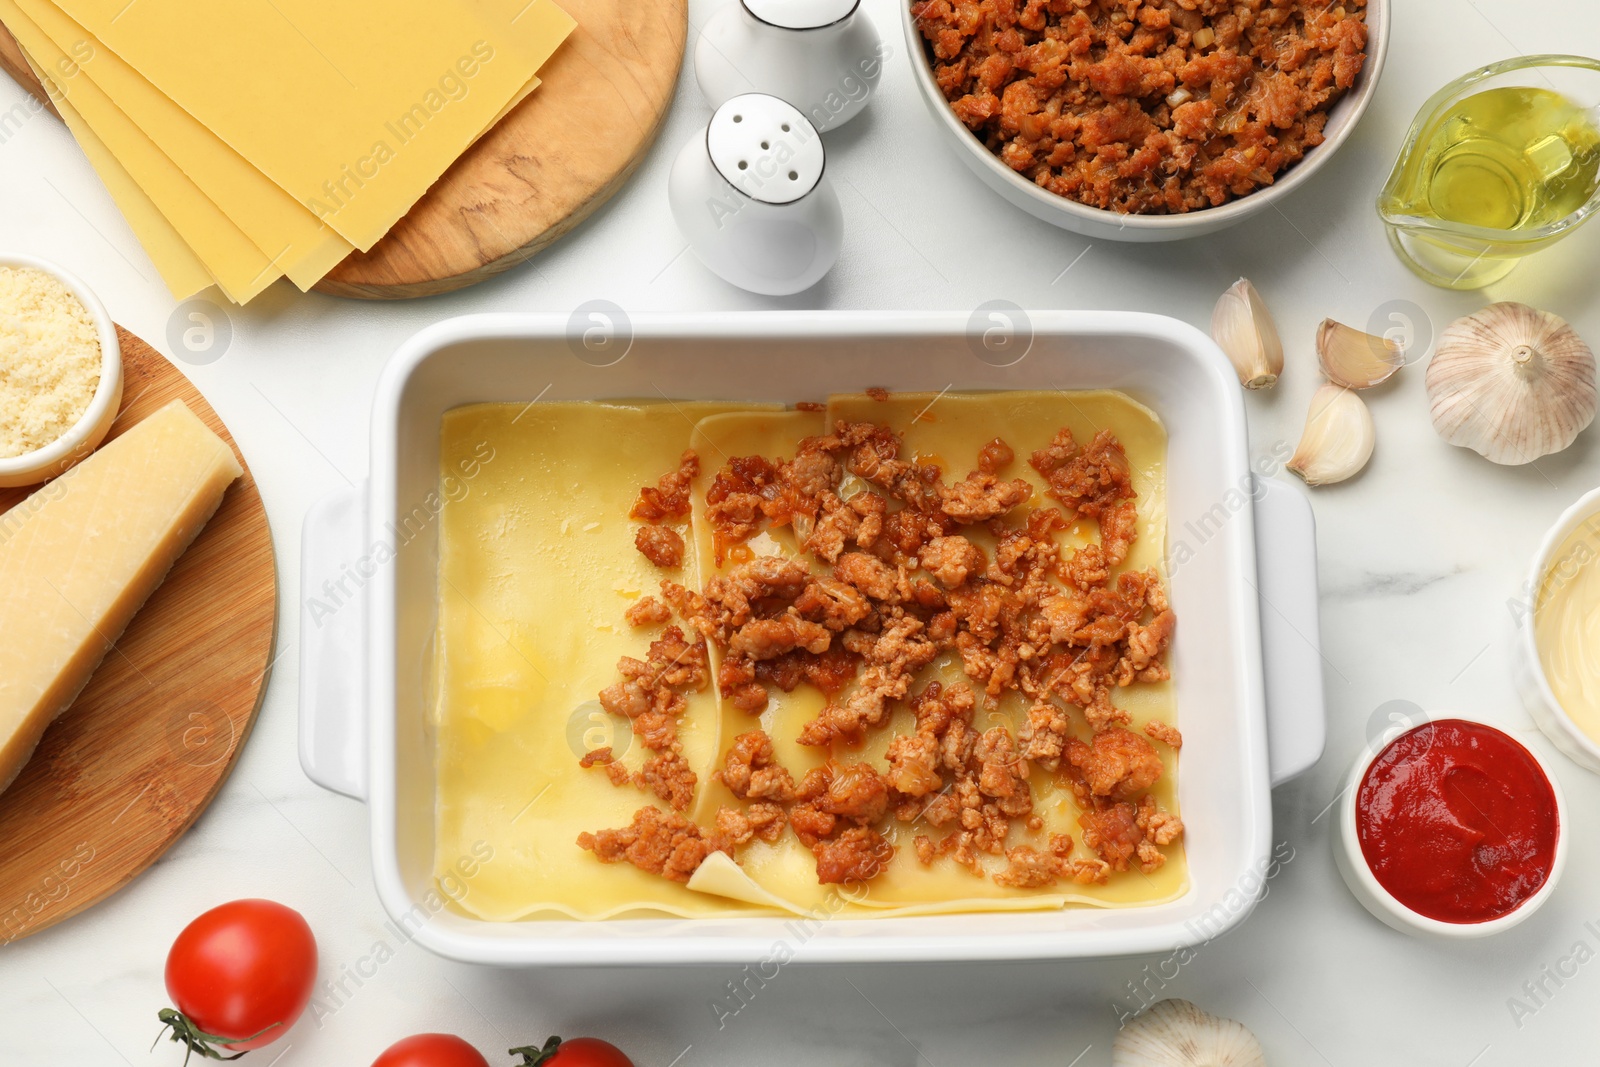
xmin=433 ymin=392 xmax=1185 ymax=921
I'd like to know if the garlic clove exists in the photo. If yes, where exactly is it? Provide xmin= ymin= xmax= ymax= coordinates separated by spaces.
xmin=1113 ymin=999 xmax=1266 ymax=1067
xmin=1212 ymin=278 xmax=1284 ymax=390
xmin=1318 ymin=318 xmax=1404 ymax=389
xmin=1288 ymin=383 xmax=1375 ymax=486
xmin=1427 ymin=302 xmax=1597 ymax=465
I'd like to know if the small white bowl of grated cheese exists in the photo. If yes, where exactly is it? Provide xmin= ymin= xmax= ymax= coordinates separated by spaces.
xmin=0 ymin=254 xmax=122 ymax=488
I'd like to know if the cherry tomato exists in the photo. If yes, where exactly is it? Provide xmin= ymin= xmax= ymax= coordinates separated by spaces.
xmin=510 ymin=1037 xmax=634 ymax=1067
xmin=157 ymin=899 xmax=317 ymax=1059
xmin=372 ymin=1033 xmax=491 ymax=1067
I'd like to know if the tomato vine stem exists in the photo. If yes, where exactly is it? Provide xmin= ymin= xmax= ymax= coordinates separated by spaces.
xmin=509 ymin=1036 xmax=566 ymax=1066
xmin=154 ymin=1009 xmax=280 ymax=1066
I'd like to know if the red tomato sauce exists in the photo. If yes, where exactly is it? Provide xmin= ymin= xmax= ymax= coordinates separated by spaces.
xmin=1356 ymin=719 xmax=1558 ymax=924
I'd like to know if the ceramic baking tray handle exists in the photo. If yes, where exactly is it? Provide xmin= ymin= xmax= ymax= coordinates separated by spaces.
xmin=1252 ymin=476 xmax=1326 ymax=786
xmin=298 ymin=482 xmax=369 ymax=801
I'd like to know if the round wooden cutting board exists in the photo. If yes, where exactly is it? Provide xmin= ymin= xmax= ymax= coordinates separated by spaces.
xmin=0 ymin=328 xmax=276 ymax=944
xmin=0 ymin=0 xmax=687 ymax=299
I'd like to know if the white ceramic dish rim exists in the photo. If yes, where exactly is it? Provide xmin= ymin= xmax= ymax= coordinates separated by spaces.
xmin=302 ymin=310 xmax=1328 ymax=965
xmin=0 ymin=253 xmax=122 ymax=480
xmin=1518 ymin=486 xmax=1600 ymax=768
xmin=898 ymin=0 xmax=1391 ymax=233
xmin=1335 ymin=711 xmax=1569 ymax=939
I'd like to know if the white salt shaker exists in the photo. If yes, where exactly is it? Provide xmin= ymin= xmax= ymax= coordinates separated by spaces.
xmin=668 ymin=93 xmax=844 ymax=296
xmin=694 ymin=0 xmax=885 ymax=132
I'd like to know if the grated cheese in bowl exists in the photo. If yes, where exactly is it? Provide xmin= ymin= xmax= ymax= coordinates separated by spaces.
xmin=0 ymin=266 xmax=104 ymax=459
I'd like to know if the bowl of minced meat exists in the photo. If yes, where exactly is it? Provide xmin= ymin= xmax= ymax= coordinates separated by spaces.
xmin=0 ymin=258 xmax=122 ymax=487
xmin=904 ymin=0 xmax=1388 ymax=241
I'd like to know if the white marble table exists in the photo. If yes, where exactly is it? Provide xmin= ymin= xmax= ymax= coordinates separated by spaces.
xmin=4 ymin=1 xmax=1598 ymax=1063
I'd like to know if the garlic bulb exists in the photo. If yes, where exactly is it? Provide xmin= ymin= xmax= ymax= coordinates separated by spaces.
xmin=1288 ymin=383 xmax=1375 ymax=486
xmin=1318 ymin=319 xmax=1404 ymax=389
xmin=1427 ymin=303 xmax=1597 ymax=465
xmin=1212 ymin=279 xmax=1284 ymax=390
xmin=1113 ymin=999 xmax=1265 ymax=1067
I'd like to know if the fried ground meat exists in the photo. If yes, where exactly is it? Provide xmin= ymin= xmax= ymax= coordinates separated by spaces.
xmin=834 ymin=551 xmax=900 ymax=601
xmin=624 ymin=595 xmax=673 ymax=626
xmin=716 ymin=730 xmax=798 ymax=802
xmin=821 ymin=762 xmax=891 ymax=823
xmin=584 ymin=413 xmax=1180 ymax=891
xmin=719 ymin=654 xmax=771 ymax=714
xmin=716 ymin=802 xmax=788 ymax=846
xmin=579 ymin=802 xmax=793 ymax=883
xmin=729 ymin=615 xmax=833 ymax=660
xmin=579 ymin=746 xmax=634 ymax=785
xmin=1020 ymin=700 xmax=1073 ymax=769
xmin=801 ymin=643 xmax=863 ymax=694
xmin=886 ymin=733 xmax=944 ymax=797
xmin=1145 ymin=720 xmax=1183 ymax=748
xmin=578 ymin=806 xmax=722 ymax=883
xmin=1138 ymin=792 xmax=1185 ymax=846
xmin=623 ymin=625 xmax=711 ymax=691
xmin=911 ymin=0 xmax=1368 ymax=215
xmin=784 ymin=762 xmax=900 ymax=878
xmin=974 ymin=726 xmax=1033 ymax=818
xmin=589 ymin=625 xmax=713 ymax=800
xmin=804 ymin=495 xmax=860 ymax=562
xmin=1065 ymin=727 xmax=1165 ymax=799
xmin=798 ymin=615 xmax=941 ymax=747
xmin=705 ymin=455 xmax=782 ymax=564
xmin=1030 ymin=428 xmax=1140 ymax=565
xmin=634 ymin=525 xmax=686 ymax=568
xmin=892 ymin=680 xmax=1049 ymax=874
xmin=631 ymin=450 xmax=700 ymax=522
xmin=636 ymin=750 xmax=698 ymax=811
xmin=1077 ymin=800 xmax=1144 ymax=872
xmin=814 ymin=826 xmax=895 ymax=884
xmin=978 ymin=437 xmax=1014 ymax=475
xmin=1077 ymin=792 xmax=1184 ymax=875
xmin=919 ymin=535 xmax=987 ymax=588
xmin=794 ymin=576 xmax=873 ymax=630
xmin=938 ymin=470 xmax=1033 ymax=522
xmin=993 ymin=833 xmax=1112 ymax=888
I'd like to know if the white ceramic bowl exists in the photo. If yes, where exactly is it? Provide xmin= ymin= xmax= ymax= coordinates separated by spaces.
xmin=0 ymin=254 xmax=122 ymax=488
xmin=900 ymin=0 xmax=1390 ymax=242
xmin=299 ymin=311 xmax=1330 ymax=965
xmin=1515 ymin=487 xmax=1600 ymax=775
xmin=1333 ymin=712 xmax=1567 ymax=939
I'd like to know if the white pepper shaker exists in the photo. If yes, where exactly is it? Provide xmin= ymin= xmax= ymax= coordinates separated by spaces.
xmin=668 ymin=93 xmax=844 ymax=296
xmin=694 ymin=0 xmax=885 ymax=132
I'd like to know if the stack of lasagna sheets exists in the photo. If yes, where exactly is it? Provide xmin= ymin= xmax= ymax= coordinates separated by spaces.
xmin=2 ymin=0 xmax=573 ymax=301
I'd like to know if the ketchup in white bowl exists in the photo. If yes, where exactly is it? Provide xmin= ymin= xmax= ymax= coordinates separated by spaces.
xmin=1337 ymin=717 xmax=1566 ymax=937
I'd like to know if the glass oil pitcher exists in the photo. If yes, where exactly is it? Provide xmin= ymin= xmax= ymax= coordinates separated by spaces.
xmin=1379 ymin=55 xmax=1600 ymax=290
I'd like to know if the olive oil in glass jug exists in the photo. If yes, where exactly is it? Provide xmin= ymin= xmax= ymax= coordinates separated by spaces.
xmin=1379 ymin=56 xmax=1600 ymax=290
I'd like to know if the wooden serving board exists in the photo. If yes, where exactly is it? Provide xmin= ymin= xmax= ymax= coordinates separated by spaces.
xmin=0 ymin=328 xmax=276 ymax=943
xmin=0 ymin=0 xmax=687 ymax=299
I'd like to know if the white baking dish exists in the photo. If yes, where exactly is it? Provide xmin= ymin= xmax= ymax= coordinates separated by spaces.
xmin=299 ymin=311 xmax=1325 ymax=965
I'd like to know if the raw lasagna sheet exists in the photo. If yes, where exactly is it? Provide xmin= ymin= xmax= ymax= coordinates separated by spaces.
xmin=13 ymin=0 xmax=350 ymax=290
xmin=434 ymin=401 xmax=778 ymax=921
xmin=3 ymin=0 xmax=281 ymax=302
xmin=52 ymin=0 xmax=574 ymax=249
xmin=434 ymin=394 xmax=1185 ymax=921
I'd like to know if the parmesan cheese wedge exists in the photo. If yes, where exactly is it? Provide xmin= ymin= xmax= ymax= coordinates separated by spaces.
xmin=0 ymin=400 xmax=242 ymax=794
